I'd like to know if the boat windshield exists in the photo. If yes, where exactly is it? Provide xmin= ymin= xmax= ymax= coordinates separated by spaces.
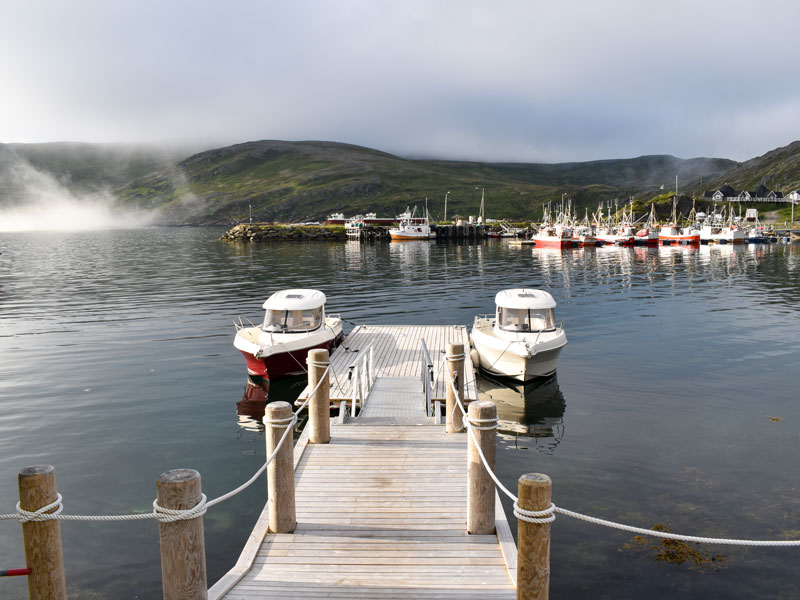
xmin=263 ymin=307 xmax=323 ymax=333
xmin=497 ymin=307 xmax=555 ymax=332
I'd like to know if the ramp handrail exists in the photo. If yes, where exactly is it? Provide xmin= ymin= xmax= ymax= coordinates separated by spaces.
xmin=420 ymin=339 xmax=434 ymax=416
xmin=349 ymin=344 xmax=375 ymax=417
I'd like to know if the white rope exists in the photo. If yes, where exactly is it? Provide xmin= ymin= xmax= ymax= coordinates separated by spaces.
xmin=514 ymin=502 xmax=556 ymax=524
xmin=442 ymin=369 xmax=800 ymax=547
xmin=464 ymin=416 xmax=498 ymax=431
xmin=0 ymin=368 xmax=333 ymax=524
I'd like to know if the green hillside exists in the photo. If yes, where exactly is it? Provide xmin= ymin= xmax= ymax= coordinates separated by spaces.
xmin=113 ymin=140 xmax=739 ymax=225
xmin=4 ymin=138 xmax=800 ymax=225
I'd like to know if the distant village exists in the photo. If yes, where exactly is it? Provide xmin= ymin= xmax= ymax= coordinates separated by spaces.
xmin=704 ymin=183 xmax=800 ymax=204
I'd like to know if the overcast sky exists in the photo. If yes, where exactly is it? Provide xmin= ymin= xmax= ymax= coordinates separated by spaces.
xmin=1 ymin=0 xmax=799 ymax=163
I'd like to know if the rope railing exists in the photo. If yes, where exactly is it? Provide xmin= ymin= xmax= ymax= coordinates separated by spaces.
xmin=444 ymin=369 xmax=800 ymax=546
xmin=0 ymin=366 xmax=330 ymax=525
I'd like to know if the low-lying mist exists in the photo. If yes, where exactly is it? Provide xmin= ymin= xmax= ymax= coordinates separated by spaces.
xmin=0 ymin=155 xmax=157 ymax=232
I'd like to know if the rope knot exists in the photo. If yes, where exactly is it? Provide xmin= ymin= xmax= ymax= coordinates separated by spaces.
xmin=152 ymin=493 xmax=208 ymax=523
xmin=464 ymin=416 xmax=499 ymax=431
xmin=263 ymin=413 xmax=298 ymax=429
xmin=514 ymin=501 xmax=556 ymax=524
xmin=15 ymin=493 xmax=63 ymax=523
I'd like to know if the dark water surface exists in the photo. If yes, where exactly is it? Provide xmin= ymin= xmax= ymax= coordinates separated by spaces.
xmin=1 ymin=229 xmax=799 ymax=599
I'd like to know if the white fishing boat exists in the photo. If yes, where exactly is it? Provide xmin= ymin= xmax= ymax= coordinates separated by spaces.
xmin=233 ymin=289 xmax=344 ymax=384
xmin=470 ymin=289 xmax=567 ymax=382
xmin=389 ymin=206 xmax=432 ymax=240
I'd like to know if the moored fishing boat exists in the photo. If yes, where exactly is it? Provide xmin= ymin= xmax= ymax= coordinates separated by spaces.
xmin=470 ymin=288 xmax=567 ymax=381
xmin=233 ymin=289 xmax=344 ymax=387
xmin=389 ymin=206 xmax=432 ymax=240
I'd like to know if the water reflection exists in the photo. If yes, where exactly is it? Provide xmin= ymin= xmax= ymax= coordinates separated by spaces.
xmin=236 ymin=382 xmax=268 ymax=433
xmin=477 ymin=374 xmax=566 ymax=454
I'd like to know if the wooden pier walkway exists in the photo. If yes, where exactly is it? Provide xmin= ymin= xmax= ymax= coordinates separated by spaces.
xmin=297 ymin=324 xmax=479 ymax=405
xmin=210 ymin=325 xmax=516 ymax=599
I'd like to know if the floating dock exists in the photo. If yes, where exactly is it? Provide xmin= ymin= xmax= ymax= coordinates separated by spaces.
xmin=210 ymin=324 xmax=516 ymax=599
xmin=297 ymin=324 xmax=479 ymax=407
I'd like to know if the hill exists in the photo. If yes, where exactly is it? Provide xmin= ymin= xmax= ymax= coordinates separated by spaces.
xmin=112 ymin=140 xmax=739 ymax=225
xmin=5 ymin=138 xmax=800 ymax=225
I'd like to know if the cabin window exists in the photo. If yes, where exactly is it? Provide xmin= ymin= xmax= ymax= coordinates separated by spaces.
xmin=497 ymin=307 xmax=555 ymax=332
xmin=263 ymin=307 xmax=323 ymax=332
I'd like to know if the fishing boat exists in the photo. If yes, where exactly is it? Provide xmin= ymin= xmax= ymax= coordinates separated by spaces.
xmin=470 ymin=289 xmax=567 ymax=381
xmin=233 ymin=289 xmax=344 ymax=386
xmin=530 ymin=206 xmax=575 ymax=248
xmin=635 ymin=204 xmax=660 ymax=246
xmin=659 ymin=224 xmax=700 ymax=245
xmin=699 ymin=206 xmax=747 ymax=244
xmin=389 ymin=206 xmax=432 ymax=240
xmin=326 ymin=212 xmax=346 ymax=225
xmin=345 ymin=215 xmax=366 ymax=239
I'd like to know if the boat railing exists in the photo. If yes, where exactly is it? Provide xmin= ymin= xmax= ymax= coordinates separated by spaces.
xmin=348 ymin=344 xmax=375 ymax=416
xmin=420 ymin=338 xmax=434 ymax=416
xmin=233 ymin=316 xmax=258 ymax=332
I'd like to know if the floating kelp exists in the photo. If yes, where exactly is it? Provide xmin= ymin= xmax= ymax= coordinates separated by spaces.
xmin=622 ymin=524 xmax=727 ymax=571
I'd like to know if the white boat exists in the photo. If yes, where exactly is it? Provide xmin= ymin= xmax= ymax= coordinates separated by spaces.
xmin=389 ymin=206 xmax=432 ymax=240
xmin=233 ymin=289 xmax=344 ymax=384
xmin=470 ymin=289 xmax=567 ymax=382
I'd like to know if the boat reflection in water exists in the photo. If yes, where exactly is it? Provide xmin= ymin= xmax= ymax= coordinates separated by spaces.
xmin=476 ymin=374 xmax=566 ymax=454
xmin=236 ymin=378 xmax=309 ymax=434
xmin=236 ymin=382 xmax=268 ymax=433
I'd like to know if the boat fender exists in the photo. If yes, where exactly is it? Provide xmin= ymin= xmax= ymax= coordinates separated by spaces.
xmin=469 ymin=348 xmax=481 ymax=369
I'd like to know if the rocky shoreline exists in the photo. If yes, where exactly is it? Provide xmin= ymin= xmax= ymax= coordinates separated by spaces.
xmin=220 ymin=223 xmax=346 ymax=242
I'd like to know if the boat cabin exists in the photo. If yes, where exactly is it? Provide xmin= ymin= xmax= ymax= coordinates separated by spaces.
xmin=494 ymin=289 xmax=557 ymax=333
xmin=262 ymin=289 xmax=326 ymax=333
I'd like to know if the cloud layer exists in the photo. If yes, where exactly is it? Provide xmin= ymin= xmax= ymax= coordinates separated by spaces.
xmin=1 ymin=0 xmax=799 ymax=162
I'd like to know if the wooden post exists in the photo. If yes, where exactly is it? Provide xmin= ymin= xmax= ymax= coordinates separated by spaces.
xmin=156 ymin=469 xmax=207 ymax=600
xmin=307 ymin=348 xmax=330 ymax=444
xmin=467 ymin=401 xmax=496 ymax=534
xmin=18 ymin=465 xmax=67 ymax=600
xmin=517 ymin=473 xmax=552 ymax=600
xmin=266 ymin=401 xmax=296 ymax=533
xmin=445 ymin=343 xmax=465 ymax=433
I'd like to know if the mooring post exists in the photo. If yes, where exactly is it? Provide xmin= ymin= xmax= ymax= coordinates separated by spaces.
xmin=156 ymin=469 xmax=207 ymax=600
xmin=265 ymin=401 xmax=296 ymax=533
xmin=307 ymin=348 xmax=331 ymax=443
xmin=445 ymin=343 xmax=465 ymax=433
xmin=467 ymin=400 xmax=496 ymax=534
xmin=517 ymin=473 xmax=552 ymax=600
xmin=18 ymin=465 xmax=67 ymax=600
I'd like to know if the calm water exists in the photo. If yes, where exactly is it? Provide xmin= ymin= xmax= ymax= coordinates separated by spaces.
xmin=1 ymin=229 xmax=799 ymax=599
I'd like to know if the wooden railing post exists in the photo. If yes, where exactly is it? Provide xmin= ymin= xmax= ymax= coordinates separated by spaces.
xmin=265 ymin=401 xmax=296 ymax=533
xmin=156 ymin=469 xmax=207 ymax=600
xmin=517 ymin=473 xmax=552 ymax=600
xmin=445 ymin=343 xmax=465 ymax=433
xmin=467 ymin=400 xmax=496 ymax=534
xmin=18 ymin=465 xmax=67 ymax=600
xmin=307 ymin=348 xmax=331 ymax=443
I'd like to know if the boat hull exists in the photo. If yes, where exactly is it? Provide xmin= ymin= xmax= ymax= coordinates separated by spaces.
xmin=474 ymin=343 xmax=564 ymax=381
xmin=470 ymin=321 xmax=567 ymax=382
xmin=530 ymin=237 xmax=575 ymax=248
xmin=659 ymin=234 xmax=700 ymax=245
xmin=239 ymin=333 xmax=343 ymax=380
xmin=389 ymin=232 xmax=431 ymax=240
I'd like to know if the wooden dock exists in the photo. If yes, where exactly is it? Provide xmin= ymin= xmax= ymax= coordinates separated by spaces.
xmin=297 ymin=324 xmax=479 ymax=406
xmin=210 ymin=325 xmax=516 ymax=599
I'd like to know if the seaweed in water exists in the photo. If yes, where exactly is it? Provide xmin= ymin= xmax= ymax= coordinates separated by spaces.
xmin=621 ymin=524 xmax=727 ymax=572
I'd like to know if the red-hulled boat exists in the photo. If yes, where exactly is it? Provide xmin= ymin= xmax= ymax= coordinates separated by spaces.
xmin=233 ymin=289 xmax=344 ymax=387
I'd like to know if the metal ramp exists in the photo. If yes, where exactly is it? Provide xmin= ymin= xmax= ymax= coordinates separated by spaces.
xmin=359 ymin=377 xmax=428 ymax=421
